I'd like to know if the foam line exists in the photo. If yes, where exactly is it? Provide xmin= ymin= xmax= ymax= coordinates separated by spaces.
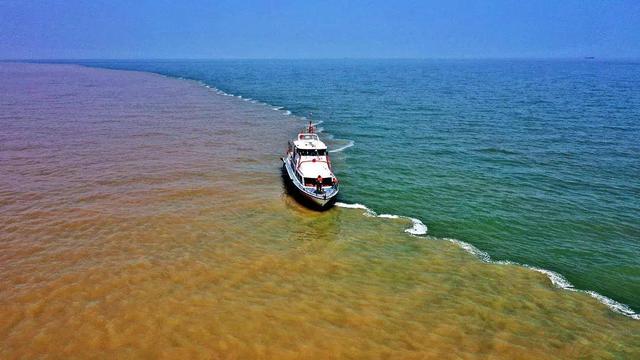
xmin=329 ymin=140 xmax=355 ymax=153
xmin=446 ymin=238 xmax=491 ymax=262
xmin=335 ymin=203 xmax=427 ymax=236
xmin=336 ymin=202 xmax=638 ymax=319
xmin=335 ymin=202 xmax=370 ymax=210
xmin=585 ymin=291 xmax=639 ymax=319
xmin=459 ymin=245 xmax=640 ymax=320
xmin=195 ymin=82 xmax=284 ymax=113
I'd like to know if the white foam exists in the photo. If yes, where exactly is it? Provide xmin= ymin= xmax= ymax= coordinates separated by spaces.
xmin=453 ymin=246 xmax=640 ymax=320
xmin=406 ymin=218 xmax=428 ymax=235
xmin=329 ymin=140 xmax=355 ymax=153
xmin=335 ymin=202 xmax=370 ymax=210
xmin=336 ymin=203 xmax=428 ymax=236
xmin=272 ymin=106 xmax=283 ymax=111
xmin=527 ymin=266 xmax=574 ymax=289
xmin=585 ymin=291 xmax=640 ymax=320
xmin=284 ymin=110 xmax=292 ymax=115
xmin=446 ymin=238 xmax=491 ymax=262
xmin=338 ymin=200 xmax=639 ymax=319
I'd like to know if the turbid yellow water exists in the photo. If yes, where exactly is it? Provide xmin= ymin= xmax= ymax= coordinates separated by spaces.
xmin=1 ymin=63 xmax=638 ymax=359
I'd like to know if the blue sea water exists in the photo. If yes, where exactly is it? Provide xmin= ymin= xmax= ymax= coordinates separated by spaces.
xmin=65 ymin=59 xmax=639 ymax=313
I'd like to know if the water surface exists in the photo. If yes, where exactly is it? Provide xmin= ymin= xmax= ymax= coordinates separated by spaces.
xmin=66 ymin=59 xmax=640 ymax=312
xmin=1 ymin=63 xmax=639 ymax=358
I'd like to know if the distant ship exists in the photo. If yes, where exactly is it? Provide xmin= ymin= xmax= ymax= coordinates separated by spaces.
xmin=282 ymin=122 xmax=339 ymax=208
xmin=584 ymin=56 xmax=595 ymax=59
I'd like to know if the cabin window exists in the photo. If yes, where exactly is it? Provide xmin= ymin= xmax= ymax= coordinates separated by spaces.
xmin=303 ymin=177 xmax=334 ymax=186
xmin=297 ymin=149 xmax=326 ymax=156
xmin=300 ymin=134 xmax=318 ymax=141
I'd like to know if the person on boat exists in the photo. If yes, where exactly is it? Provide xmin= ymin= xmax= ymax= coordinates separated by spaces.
xmin=332 ymin=177 xmax=338 ymax=189
xmin=316 ymin=175 xmax=323 ymax=193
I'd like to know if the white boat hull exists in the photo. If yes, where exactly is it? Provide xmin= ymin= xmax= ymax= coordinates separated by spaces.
xmin=282 ymin=157 xmax=338 ymax=208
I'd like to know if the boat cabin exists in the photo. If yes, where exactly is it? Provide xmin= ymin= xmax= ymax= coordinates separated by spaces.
xmin=288 ymin=132 xmax=336 ymax=190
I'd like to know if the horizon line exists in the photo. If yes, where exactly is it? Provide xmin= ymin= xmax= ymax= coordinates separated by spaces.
xmin=2 ymin=56 xmax=640 ymax=62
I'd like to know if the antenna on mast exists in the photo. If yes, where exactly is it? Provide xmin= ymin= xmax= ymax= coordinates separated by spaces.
xmin=308 ymin=112 xmax=314 ymax=133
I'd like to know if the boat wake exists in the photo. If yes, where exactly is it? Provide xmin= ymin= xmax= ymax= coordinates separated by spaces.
xmin=329 ymin=140 xmax=355 ymax=153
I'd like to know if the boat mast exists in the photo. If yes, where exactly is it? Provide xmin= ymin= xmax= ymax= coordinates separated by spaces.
xmin=307 ymin=112 xmax=314 ymax=133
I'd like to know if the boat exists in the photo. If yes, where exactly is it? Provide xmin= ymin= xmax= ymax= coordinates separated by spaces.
xmin=282 ymin=122 xmax=339 ymax=208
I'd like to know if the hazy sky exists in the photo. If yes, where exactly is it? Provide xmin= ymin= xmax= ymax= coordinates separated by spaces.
xmin=1 ymin=0 xmax=639 ymax=59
